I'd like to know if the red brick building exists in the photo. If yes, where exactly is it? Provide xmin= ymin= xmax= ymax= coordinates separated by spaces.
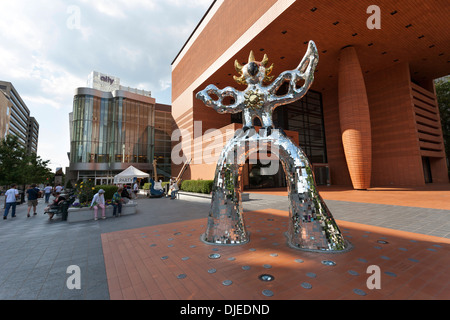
xmin=171 ymin=0 xmax=449 ymax=189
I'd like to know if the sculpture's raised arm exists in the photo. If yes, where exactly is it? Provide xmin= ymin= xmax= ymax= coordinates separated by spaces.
xmin=267 ymin=41 xmax=319 ymax=107
xmin=196 ymin=85 xmax=245 ymax=114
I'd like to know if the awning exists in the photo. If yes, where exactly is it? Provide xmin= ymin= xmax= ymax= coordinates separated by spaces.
xmin=113 ymin=166 xmax=149 ymax=184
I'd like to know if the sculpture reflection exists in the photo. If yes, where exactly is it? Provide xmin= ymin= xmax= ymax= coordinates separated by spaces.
xmin=196 ymin=41 xmax=350 ymax=252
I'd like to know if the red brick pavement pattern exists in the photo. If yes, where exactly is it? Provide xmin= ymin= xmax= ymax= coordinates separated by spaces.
xmin=249 ymin=185 xmax=450 ymax=210
xmin=102 ymin=208 xmax=450 ymax=300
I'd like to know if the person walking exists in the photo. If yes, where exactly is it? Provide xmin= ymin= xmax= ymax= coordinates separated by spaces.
xmin=55 ymin=184 xmax=63 ymax=194
xmin=133 ymin=182 xmax=139 ymax=199
xmin=112 ymin=187 xmax=123 ymax=217
xmin=26 ymin=184 xmax=40 ymax=217
xmin=3 ymin=184 xmax=19 ymax=220
xmin=90 ymin=189 xmax=106 ymax=221
xmin=43 ymin=184 xmax=53 ymax=204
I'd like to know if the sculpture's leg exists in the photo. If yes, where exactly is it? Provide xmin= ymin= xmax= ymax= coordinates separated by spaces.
xmin=201 ymin=129 xmax=350 ymax=252
xmin=276 ymin=133 xmax=350 ymax=252
xmin=201 ymin=135 xmax=249 ymax=245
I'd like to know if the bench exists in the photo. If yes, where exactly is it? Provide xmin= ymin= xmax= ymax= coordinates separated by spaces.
xmin=67 ymin=202 xmax=137 ymax=223
xmin=46 ymin=198 xmax=75 ymax=221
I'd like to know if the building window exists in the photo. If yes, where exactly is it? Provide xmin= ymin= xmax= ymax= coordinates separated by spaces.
xmin=238 ymin=89 xmax=328 ymax=189
xmin=231 ymin=89 xmax=327 ymax=163
xmin=274 ymin=90 xmax=327 ymax=163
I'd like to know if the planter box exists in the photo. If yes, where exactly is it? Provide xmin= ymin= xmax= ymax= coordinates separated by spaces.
xmin=67 ymin=202 xmax=137 ymax=223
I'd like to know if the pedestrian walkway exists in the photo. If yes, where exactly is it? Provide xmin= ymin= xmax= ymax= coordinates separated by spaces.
xmin=0 ymin=187 xmax=449 ymax=300
xmin=248 ymin=184 xmax=450 ymax=210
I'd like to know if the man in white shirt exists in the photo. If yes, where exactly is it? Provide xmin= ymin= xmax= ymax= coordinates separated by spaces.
xmin=43 ymin=184 xmax=53 ymax=204
xmin=133 ymin=182 xmax=139 ymax=198
xmin=3 ymin=184 xmax=19 ymax=219
xmin=55 ymin=184 xmax=63 ymax=193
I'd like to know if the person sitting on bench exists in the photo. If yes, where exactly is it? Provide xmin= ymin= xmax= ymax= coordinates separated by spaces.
xmin=44 ymin=193 xmax=66 ymax=220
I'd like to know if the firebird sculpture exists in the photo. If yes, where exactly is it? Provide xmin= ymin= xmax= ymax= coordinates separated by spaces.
xmin=196 ymin=41 xmax=350 ymax=252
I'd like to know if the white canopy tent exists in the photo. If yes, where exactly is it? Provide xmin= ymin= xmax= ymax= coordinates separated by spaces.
xmin=113 ymin=166 xmax=149 ymax=184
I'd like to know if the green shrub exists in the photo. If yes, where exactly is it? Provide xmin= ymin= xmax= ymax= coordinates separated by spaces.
xmin=143 ymin=183 xmax=151 ymax=190
xmin=180 ymin=180 xmax=214 ymax=194
xmin=93 ymin=185 xmax=118 ymax=200
xmin=143 ymin=182 xmax=170 ymax=190
xmin=74 ymin=179 xmax=95 ymax=203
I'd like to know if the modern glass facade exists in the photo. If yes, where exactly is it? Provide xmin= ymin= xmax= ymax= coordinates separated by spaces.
xmin=69 ymin=87 xmax=173 ymax=184
xmin=71 ymin=95 xmax=153 ymax=165
xmin=154 ymin=107 xmax=173 ymax=179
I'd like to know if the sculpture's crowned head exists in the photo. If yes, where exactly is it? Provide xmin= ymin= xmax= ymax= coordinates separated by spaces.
xmin=234 ymin=51 xmax=274 ymax=86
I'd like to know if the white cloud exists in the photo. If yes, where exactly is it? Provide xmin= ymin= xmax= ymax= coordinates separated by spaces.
xmin=165 ymin=0 xmax=212 ymax=8
xmin=0 ymin=0 xmax=211 ymax=172
xmin=78 ymin=0 xmax=158 ymax=18
xmin=159 ymin=79 xmax=172 ymax=91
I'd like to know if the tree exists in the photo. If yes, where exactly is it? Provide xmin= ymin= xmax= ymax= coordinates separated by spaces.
xmin=0 ymin=135 xmax=53 ymax=187
xmin=0 ymin=135 xmax=28 ymax=186
xmin=435 ymin=77 xmax=450 ymax=176
xmin=26 ymin=154 xmax=53 ymax=184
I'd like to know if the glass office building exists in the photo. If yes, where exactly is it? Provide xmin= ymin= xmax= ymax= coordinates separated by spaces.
xmin=68 ymin=72 xmax=173 ymax=185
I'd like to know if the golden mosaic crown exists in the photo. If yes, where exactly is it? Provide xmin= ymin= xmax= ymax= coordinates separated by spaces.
xmin=233 ymin=51 xmax=274 ymax=85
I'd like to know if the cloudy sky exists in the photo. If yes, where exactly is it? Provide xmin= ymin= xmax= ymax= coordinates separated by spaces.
xmin=0 ymin=0 xmax=211 ymax=171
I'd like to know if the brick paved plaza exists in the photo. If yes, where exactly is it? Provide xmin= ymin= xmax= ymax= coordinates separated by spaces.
xmin=0 ymin=186 xmax=449 ymax=302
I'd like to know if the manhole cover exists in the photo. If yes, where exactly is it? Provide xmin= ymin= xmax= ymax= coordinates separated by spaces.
xmin=258 ymin=274 xmax=275 ymax=282
xmin=348 ymin=270 xmax=359 ymax=276
xmin=301 ymin=282 xmax=312 ymax=289
xmin=353 ymin=288 xmax=367 ymax=296
xmin=222 ymin=280 xmax=233 ymax=286
xmin=321 ymin=260 xmax=336 ymax=266
xmin=262 ymin=290 xmax=274 ymax=297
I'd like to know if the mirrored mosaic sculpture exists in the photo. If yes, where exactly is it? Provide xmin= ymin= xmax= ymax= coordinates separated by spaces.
xmin=196 ymin=41 xmax=350 ymax=252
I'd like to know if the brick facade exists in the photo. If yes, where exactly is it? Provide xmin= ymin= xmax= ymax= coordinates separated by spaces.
xmin=171 ymin=0 xmax=449 ymax=188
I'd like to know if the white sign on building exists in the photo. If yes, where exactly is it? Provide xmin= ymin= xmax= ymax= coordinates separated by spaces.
xmin=87 ymin=71 xmax=121 ymax=92
xmin=86 ymin=71 xmax=152 ymax=97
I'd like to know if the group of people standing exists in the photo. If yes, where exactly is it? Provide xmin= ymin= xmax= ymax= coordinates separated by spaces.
xmin=2 ymin=183 xmax=64 ymax=220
